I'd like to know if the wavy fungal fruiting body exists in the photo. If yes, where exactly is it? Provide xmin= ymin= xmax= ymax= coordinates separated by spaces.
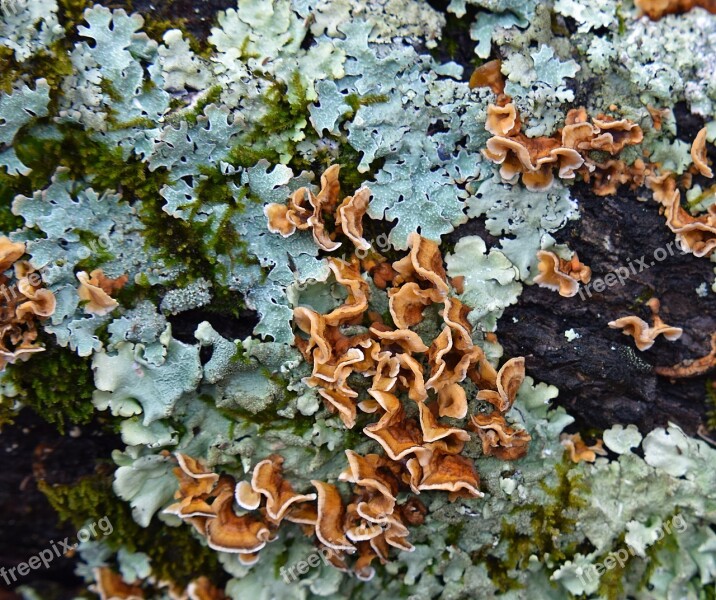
xmin=168 ymin=233 xmax=529 ymax=580
xmin=483 ymin=101 xmax=646 ymax=194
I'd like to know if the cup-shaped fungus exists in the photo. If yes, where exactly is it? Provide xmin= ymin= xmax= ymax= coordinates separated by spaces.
xmin=560 ymin=433 xmax=608 ymax=463
xmin=609 ymin=298 xmax=683 ymax=351
xmin=251 ymin=455 xmax=317 ymax=523
xmin=469 ymin=59 xmax=505 ymax=95
xmin=661 ymin=190 xmax=716 ymax=257
xmin=691 ymin=127 xmax=713 ymax=178
xmin=265 ymin=164 xmax=376 ymax=252
xmin=77 ymin=270 xmax=120 ymax=316
xmin=470 ymin=413 xmax=531 ymax=460
xmin=534 ymin=250 xmax=591 ymax=297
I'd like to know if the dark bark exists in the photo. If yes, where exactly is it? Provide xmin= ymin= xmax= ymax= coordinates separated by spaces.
xmin=0 ymin=412 xmax=121 ymax=597
xmin=499 ymin=181 xmax=716 ymax=435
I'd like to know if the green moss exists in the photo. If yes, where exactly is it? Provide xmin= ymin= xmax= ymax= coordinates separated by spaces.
xmin=226 ymin=142 xmax=281 ymax=169
xmin=706 ymin=380 xmax=716 ymax=431
xmin=0 ymin=40 xmax=74 ymax=97
xmin=526 ymin=454 xmax=589 ymax=560
xmin=0 ymin=394 xmax=18 ymax=431
xmin=39 ymin=472 xmax=225 ymax=589
xmin=343 ymin=92 xmax=389 ymax=118
xmin=445 ymin=522 xmax=464 ymax=546
xmin=57 ymin=0 xmax=93 ymax=35
xmin=99 ymin=78 xmax=122 ymax=103
xmin=2 ymin=342 xmax=95 ymax=433
xmin=231 ymin=339 xmax=252 ymax=365
xmin=481 ymin=553 xmax=525 ymax=593
xmin=180 ymin=85 xmax=223 ymax=126
xmin=629 ymin=514 xmax=681 ymax=597
xmin=476 ymin=455 xmax=590 ymax=592
xmin=0 ymin=173 xmax=25 ymax=232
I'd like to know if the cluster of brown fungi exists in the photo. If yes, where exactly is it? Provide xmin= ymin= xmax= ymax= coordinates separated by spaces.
xmin=167 ymin=171 xmax=530 ymax=580
xmin=0 ymin=237 xmax=56 ymax=369
xmin=93 ymin=567 xmax=225 ymax=600
xmin=482 ymin=97 xmax=646 ymax=195
xmin=474 ymin=58 xmax=716 ymax=369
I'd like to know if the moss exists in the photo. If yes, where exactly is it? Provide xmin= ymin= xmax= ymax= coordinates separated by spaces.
xmin=2 ymin=342 xmax=95 ymax=433
xmin=476 ymin=454 xmax=590 ymax=592
xmin=626 ymin=514 xmax=681 ymax=597
xmin=256 ymin=73 xmax=309 ymax=137
xmin=525 ymin=454 xmax=589 ymax=560
xmin=445 ymin=522 xmax=464 ymax=546
xmin=39 ymin=472 xmax=225 ymax=589
xmin=226 ymin=142 xmax=281 ymax=169
xmin=180 ymin=84 xmax=223 ymax=126
xmin=56 ymin=0 xmax=93 ymax=35
xmin=593 ymin=532 xmax=630 ymax=600
xmin=0 ymin=40 xmax=74 ymax=97
xmin=99 ymin=78 xmax=122 ymax=104
xmin=0 ymin=394 xmax=18 ymax=431
xmin=343 ymin=92 xmax=389 ymax=118
xmin=706 ymin=379 xmax=716 ymax=431
xmin=0 ymin=173 xmax=25 ymax=232
xmin=231 ymin=339 xmax=252 ymax=365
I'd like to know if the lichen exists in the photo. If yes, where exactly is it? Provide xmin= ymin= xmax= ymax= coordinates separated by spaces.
xmin=3 ymin=0 xmax=716 ymax=598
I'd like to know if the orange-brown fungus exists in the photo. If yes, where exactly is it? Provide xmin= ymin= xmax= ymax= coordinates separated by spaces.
xmin=646 ymin=172 xmax=678 ymax=205
xmin=0 ymin=238 xmax=57 ymax=369
xmin=265 ymin=164 xmax=372 ymax=251
xmin=187 ymin=577 xmax=228 ymax=600
xmin=608 ymin=298 xmax=682 ymax=351
xmin=469 ymin=59 xmax=505 ymax=95
xmin=169 ymin=234 xmax=531 ymax=579
xmin=93 ymin=567 xmax=144 ymax=600
xmin=77 ymin=269 xmax=124 ymax=316
xmin=560 ymin=433 xmax=608 ymax=463
xmin=656 ymin=331 xmax=716 ymax=378
xmin=647 ymin=105 xmax=670 ymax=131
xmin=691 ymin=127 xmax=713 ymax=178
xmin=470 ymin=412 xmax=531 ymax=461
xmin=482 ymin=103 xmax=646 ymax=194
xmin=534 ymin=250 xmax=591 ymax=297
xmin=661 ymin=190 xmax=716 ymax=257
xmin=635 ymin=0 xmax=716 ymax=19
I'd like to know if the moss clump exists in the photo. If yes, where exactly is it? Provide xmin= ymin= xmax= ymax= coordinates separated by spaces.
xmin=2 ymin=342 xmax=95 ymax=433
xmin=180 ymin=85 xmax=223 ymax=126
xmin=0 ymin=394 xmax=18 ymax=431
xmin=0 ymin=40 xmax=74 ymax=97
xmin=477 ymin=454 xmax=590 ymax=592
xmin=39 ymin=472 xmax=225 ymax=589
xmin=525 ymin=454 xmax=589 ymax=560
xmin=706 ymin=379 xmax=716 ymax=431
xmin=258 ymin=72 xmax=310 ymax=137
